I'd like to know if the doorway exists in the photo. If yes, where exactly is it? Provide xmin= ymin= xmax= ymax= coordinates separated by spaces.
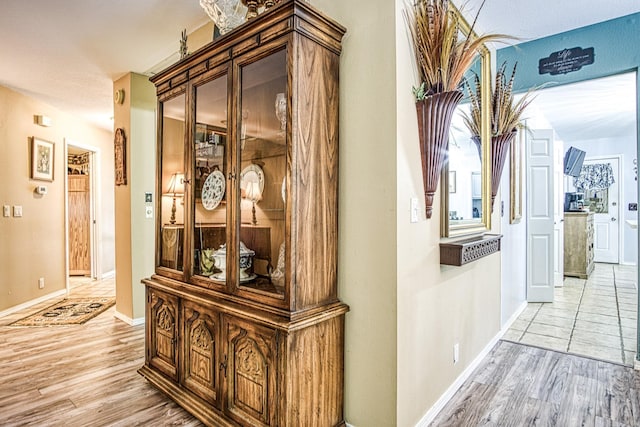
xmin=581 ymin=156 xmax=622 ymax=264
xmin=505 ymin=72 xmax=639 ymax=366
xmin=66 ymin=142 xmax=99 ymax=288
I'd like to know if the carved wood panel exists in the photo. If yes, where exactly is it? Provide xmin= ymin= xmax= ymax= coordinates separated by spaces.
xmin=224 ymin=316 xmax=277 ymax=427
xmin=149 ymin=289 xmax=179 ymax=380
xmin=182 ymin=300 xmax=220 ymax=407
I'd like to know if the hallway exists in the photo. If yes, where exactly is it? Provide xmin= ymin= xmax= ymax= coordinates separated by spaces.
xmin=504 ymin=263 xmax=638 ymax=366
xmin=0 ymin=278 xmax=201 ymax=426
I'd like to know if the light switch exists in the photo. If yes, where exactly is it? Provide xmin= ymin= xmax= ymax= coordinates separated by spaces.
xmin=410 ymin=197 xmax=419 ymax=223
xmin=3 ymin=205 xmax=9 ymax=217
xmin=13 ymin=205 xmax=22 ymax=217
xmin=145 ymin=206 xmax=153 ymax=219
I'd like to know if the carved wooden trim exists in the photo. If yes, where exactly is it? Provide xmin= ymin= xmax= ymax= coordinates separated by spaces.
xmin=440 ymin=234 xmax=502 ymax=266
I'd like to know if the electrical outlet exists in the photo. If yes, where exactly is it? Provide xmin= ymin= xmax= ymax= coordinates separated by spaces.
xmin=145 ymin=206 xmax=153 ymax=219
xmin=13 ymin=205 xmax=22 ymax=217
xmin=453 ymin=343 xmax=459 ymax=364
xmin=38 ymin=277 xmax=45 ymax=289
xmin=3 ymin=205 xmax=9 ymax=217
xmin=629 ymin=203 xmax=638 ymax=211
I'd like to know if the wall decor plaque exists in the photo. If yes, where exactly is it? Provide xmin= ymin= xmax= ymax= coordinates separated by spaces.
xmin=539 ymin=47 xmax=594 ymax=75
xmin=114 ymin=127 xmax=127 ymax=185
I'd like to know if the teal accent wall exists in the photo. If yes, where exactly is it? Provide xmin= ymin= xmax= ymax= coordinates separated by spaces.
xmin=497 ymin=13 xmax=640 ymax=91
xmin=498 ymin=13 xmax=640 ymax=363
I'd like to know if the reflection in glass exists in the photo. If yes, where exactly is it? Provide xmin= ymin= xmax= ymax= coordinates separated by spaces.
xmin=193 ymin=76 xmax=228 ymax=280
xmin=238 ymin=49 xmax=287 ymax=297
xmin=160 ymin=93 xmax=186 ymax=271
xmin=448 ymin=102 xmax=483 ymax=225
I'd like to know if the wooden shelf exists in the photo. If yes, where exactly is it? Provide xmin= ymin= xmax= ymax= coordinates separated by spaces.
xmin=440 ymin=234 xmax=502 ymax=266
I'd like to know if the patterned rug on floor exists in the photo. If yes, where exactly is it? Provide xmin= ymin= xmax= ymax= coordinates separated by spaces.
xmin=9 ymin=297 xmax=115 ymax=326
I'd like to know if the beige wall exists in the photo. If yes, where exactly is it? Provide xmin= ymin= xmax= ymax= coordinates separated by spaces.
xmin=309 ymin=0 xmax=503 ymax=425
xmin=311 ymin=0 xmax=399 ymax=425
xmin=394 ymin=0 xmax=502 ymax=423
xmin=0 ymin=85 xmax=113 ymax=312
xmin=113 ymin=73 xmax=156 ymax=321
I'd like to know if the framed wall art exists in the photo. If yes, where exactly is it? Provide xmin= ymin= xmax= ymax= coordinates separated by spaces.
xmin=114 ymin=127 xmax=127 ymax=185
xmin=510 ymin=127 xmax=524 ymax=224
xmin=31 ymin=137 xmax=55 ymax=181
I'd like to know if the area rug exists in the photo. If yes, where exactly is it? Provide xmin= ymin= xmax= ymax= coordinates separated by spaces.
xmin=9 ymin=297 xmax=115 ymax=326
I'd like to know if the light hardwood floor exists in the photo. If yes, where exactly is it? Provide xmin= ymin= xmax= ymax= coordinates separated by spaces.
xmin=0 ymin=278 xmax=202 ymax=426
xmin=3 ymin=279 xmax=640 ymax=426
xmin=430 ymin=340 xmax=640 ymax=426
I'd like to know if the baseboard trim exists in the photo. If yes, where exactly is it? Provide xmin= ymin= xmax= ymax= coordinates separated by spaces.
xmin=501 ymin=301 xmax=528 ymax=332
xmin=101 ymin=270 xmax=116 ymax=279
xmin=416 ymin=328 xmax=510 ymax=426
xmin=114 ymin=310 xmax=145 ymax=326
xmin=0 ymin=289 xmax=67 ymax=319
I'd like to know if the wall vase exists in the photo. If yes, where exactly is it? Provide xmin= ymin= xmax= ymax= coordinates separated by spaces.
xmin=415 ymin=90 xmax=464 ymax=218
xmin=490 ymin=130 xmax=517 ymax=211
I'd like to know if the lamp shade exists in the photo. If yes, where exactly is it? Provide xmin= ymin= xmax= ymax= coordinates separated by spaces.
xmin=165 ymin=172 xmax=185 ymax=196
xmin=244 ymin=180 xmax=262 ymax=203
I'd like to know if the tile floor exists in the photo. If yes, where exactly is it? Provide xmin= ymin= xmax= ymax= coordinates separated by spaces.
xmin=503 ymin=263 xmax=638 ymax=366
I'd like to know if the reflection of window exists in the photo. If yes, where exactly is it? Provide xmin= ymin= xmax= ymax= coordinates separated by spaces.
xmin=585 ymin=188 xmax=608 ymax=213
xmin=471 ymin=172 xmax=481 ymax=199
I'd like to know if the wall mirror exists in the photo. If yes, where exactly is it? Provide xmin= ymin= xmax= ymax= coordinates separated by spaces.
xmin=440 ymin=7 xmax=491 ymax=238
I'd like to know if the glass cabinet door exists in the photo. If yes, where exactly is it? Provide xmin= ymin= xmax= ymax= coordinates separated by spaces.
xmin=193 ymin=75 xmax=228 ymax=282
xmin=237 ymin=49 xmax=287 ymax=298
xmin=160 ymin=93 xmax=186 ymax=272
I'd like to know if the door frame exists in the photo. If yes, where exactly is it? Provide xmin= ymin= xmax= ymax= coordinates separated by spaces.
xmin=64 ymin=139 xmax=102 ymax=291
xmin=581 ymin=154 xmax=623 ymax=264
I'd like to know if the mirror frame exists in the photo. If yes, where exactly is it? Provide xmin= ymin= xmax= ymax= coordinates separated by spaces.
xmin=440 ymin=5 xmax=492 ymax=238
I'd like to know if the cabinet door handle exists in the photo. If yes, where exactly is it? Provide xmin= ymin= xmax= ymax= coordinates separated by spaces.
xmin=611 ymin=217 xmax=617 ymax=222
xmin=220 ymin=354 xmax=227 ymax=375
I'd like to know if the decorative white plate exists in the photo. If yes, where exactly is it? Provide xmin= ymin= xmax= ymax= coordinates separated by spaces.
xmin=201 ymin=170 xmax=225 ymax=210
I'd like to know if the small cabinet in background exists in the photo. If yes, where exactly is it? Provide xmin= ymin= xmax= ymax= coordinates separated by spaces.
xmin=564 ymin=212 xmax=594 ymax=278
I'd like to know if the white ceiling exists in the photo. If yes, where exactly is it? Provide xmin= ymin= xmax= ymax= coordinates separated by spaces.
xmin=0 ymin=1 xmax=639 ymax=136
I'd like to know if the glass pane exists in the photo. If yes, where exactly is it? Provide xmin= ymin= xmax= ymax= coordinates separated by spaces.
xmin=585 ymin=188 xmax=609 ymax=213
xmin=193 ymin=76 xmax=228 ymax=280
xmin=238 ymin=49 xmax=287 ymax=297
xmin=160 ymin=93 xmax=186 ymax=271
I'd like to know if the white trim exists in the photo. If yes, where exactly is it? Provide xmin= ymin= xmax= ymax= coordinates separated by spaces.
xmin=416 ymin=303 xmax=527 ymax=426
xmin=0 ymin=289 xmax=67 ymax=318
xmin=502 ymin=301 xmax=528 ymax=332
xmin=101 ymin=270 xmax=116 ymax=279
xmin=351 ymin=303 xmax=529 ymax=427
xmin=620 ymin=261 xmax=637 ymax=266
xmin=114 ymin=310 xmax=145 ymax=326
xmin=415 ymin=328 xmax=506 ymax=426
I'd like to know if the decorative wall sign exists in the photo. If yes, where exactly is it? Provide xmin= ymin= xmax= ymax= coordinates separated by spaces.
xmin=31 ymin=137 xmax=55 ymax=181
xmin=539 ymin=47 xmax=594 ymax=75
xmin=114 ymin=128 xmax=127 ymax=185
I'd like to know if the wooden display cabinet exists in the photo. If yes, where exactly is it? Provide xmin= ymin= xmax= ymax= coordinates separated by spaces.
xmin=139 ymin=2 xmax=348 ymax=425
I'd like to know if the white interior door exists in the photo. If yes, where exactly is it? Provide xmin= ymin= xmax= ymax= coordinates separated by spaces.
xmin=527 ymin=129 xmax=555 ymax=302
xmin=553 ymin=139 xmax=564 ymax=286
xmin=582 ymin=157 xmax=620 ymax=263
